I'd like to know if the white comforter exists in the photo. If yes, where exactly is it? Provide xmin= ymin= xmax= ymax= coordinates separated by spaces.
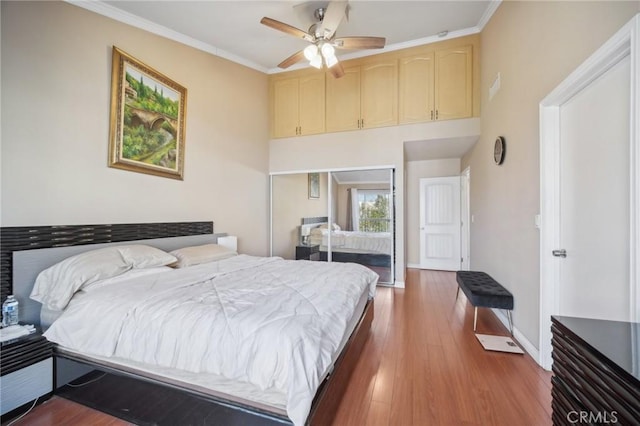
xmin=44 ymin=255 xmax=378 ymax=426
xmin=310 ymin=229 xmax=392 ymax=254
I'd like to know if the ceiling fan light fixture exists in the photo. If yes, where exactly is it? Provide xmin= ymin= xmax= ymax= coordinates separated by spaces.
xmin=325 ymin=54 xmax=339 ymax=68
xmin=320 ymin=42 xmax=335 ymax=59
xmin=310 ymin=54 xmax=323 ymax=69
xmin=303 ymin=44 xmax=318 ymax=61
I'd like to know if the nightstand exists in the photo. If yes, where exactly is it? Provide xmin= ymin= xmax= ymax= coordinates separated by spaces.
xmin=0 ymin=330 xmax=53 ymax=419
xmin=296 ymin=244 xmax=320 ymax=261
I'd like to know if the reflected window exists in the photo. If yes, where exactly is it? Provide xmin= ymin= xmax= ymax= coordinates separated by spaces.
xmin=356 ymin=190 xmax=390 ymax=233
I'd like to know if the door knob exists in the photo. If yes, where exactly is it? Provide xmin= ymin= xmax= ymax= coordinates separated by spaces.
xmin=552 ymin=249 xmax=567 ymax=258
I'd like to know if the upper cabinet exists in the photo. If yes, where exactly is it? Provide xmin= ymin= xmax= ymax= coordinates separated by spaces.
xmin=399 ymin=45 xmax=473 ymax=124
xmin=434 ymin=45 xmax=473 ymax=121
xmin=272 ymin=74 xmax=325 ymax=138
xmin=326 ymin=60 xmax=398 ymax=132
xmin=269 ymin=34 xmax=479 ymax=138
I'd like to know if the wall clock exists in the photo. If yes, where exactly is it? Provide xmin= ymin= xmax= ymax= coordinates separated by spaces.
xmin=494 ymin=136 xmax=506 ymax=165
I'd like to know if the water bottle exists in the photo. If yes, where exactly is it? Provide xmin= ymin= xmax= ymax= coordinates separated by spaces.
xmin=2 ymin=295 xmax=19 ymax=327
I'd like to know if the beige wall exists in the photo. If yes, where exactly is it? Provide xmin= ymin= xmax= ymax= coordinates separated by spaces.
xmin=405 ymin=159 xmax=461 ymax=266
xmin=463 ymin=1 xmax=640 ymax=350
xmin=271 ymin=172 xmax=329 ymax=259
xmin=1 ymin=1 xmax=270 ymax=255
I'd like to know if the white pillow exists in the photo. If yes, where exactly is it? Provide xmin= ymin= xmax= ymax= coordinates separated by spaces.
xmin=117 ymin=245 xmax=177 ymax=269
xmin=82 ymin=266 xmax=173 ymax=292
xmin=170 ymin=244 xmax=237 ymax=268
xmin=318 ymin=223 xmax=341 ymax=231
xmin=30 ymin=247 xmax=132 ymax=311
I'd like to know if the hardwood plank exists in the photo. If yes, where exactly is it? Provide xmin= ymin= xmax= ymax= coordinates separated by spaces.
xmin=10 ymin=269 xmax=552 ymax=426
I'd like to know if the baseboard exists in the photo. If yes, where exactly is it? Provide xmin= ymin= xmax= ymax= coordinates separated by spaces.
xmin=406 ymin=263 xmax=421 ymax=269
xmin=491 ymin=308 xmax=542 ymax=367
xmin=394 ymin=280 xmax=405 ymax=288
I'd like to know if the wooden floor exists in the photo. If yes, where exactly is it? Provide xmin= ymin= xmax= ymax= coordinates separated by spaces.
xmin=9 ymin=269 xmax=552 ymax=426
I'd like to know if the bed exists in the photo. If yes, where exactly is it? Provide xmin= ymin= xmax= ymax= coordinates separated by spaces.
xmin=2 ymin=221 xmax=377 ymax=426
xmin=301 ymin=216 xmax=392 ymax=269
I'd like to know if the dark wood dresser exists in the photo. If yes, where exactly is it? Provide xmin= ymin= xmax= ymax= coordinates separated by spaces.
xmin=551 ymin=316 xmax=640 ymax=425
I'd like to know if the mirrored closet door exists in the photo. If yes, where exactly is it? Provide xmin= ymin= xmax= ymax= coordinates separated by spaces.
xmin=271 ymin=168 xmax=395 ymax=285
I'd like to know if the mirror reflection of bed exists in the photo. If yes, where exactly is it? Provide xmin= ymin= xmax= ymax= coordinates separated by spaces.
xmin=302 ymin=217 xmax=392 ymax=283
xmin=271 ymin=169 xmax=395 ymax=285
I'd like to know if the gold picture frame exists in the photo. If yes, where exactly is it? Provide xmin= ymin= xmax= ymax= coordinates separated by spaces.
xmin=308 ymin=172 xmax=320 ymax=199
xmin=109 ymin=47 xmax=187 ymax=180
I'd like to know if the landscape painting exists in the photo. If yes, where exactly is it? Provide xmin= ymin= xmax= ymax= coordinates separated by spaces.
xmin=109 ymin=47 xmax=187 ymax=180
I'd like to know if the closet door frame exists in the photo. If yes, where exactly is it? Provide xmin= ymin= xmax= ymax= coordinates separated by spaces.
xmin=270 ymin=165 xmax=396 ymax=284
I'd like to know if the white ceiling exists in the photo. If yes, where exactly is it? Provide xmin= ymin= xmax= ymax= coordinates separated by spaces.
xmin=404 ymin=135 xmax=479 ymax=161
xmin=76 ymin=0 xmax=499 ymax=73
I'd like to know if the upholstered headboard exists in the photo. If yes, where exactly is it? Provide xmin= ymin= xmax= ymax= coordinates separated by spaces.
xmin=0 ymin=221 xmax=220 ymax=326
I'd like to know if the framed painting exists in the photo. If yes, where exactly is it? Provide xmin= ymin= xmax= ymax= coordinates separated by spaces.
xmin=308 ymin=173 xmax=320 ymax=199
xmin=109 ymin=47 xmax=187 ymax=180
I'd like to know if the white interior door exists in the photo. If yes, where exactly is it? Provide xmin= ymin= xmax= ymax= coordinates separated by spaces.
xmin=419 ymin=176 xmax=461 ymax=271
xmin=558 ymin=55 xmax=631 ymax=321
xmin=540 ymin=15 xmax=639 ymax=371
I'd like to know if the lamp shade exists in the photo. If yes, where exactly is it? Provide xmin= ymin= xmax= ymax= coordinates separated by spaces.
xmin=310 ymin=53 xmax=323 ymax=69
xmin=304 ymin=44 xmax=318 ymax=61
xmin=321 ymin=43 xmax=335 ymax=58
xmin=325 ymin=54 xmax=338 ymax=68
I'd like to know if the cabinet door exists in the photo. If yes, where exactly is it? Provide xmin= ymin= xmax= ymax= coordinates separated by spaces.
xmin=361 ymin=60 xmax=398 ymax=128
xmin=399 ymin=53 xmax=434 ymax=124
xmin=272 ymin=78 xmax=299 ymax=138
xmin=298 ymin=74 xmax=325 ymax=136
xmin=326 ymin=67 xmax=361 ymax=132
xmin=434 ymin=45 xmax=473 ymax=121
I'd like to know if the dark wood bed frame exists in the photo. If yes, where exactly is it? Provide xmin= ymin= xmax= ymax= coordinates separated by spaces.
xmin=1 ymin=221 xmax=373 ymax=425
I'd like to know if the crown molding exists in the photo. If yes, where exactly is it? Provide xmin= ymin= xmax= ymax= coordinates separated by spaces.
xmin=268 ymin=26 xmax=481 ymax=74
xmin=477 ymin=0 xmax=502 ymax=31
xmin=65 ymin=0 xmax=269 ymax=73
xmin=67 ymin=0 xmax=501 ymax=77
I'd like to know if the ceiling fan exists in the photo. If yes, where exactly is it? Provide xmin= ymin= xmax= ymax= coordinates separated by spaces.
xmin=260 ymin=0 xmax=386 ymax=78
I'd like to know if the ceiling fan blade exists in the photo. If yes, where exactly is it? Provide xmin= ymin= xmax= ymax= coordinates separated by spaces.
xmin=328 ymin=61 xmax=345 ymax=78
xmin=278 ymin=50 xmax=306 ymax=69
xmin=260 ymin=17 xmax=314 ymax=42
xmin=320 ymin=0 xmax=348 ymax=40
xmin=333 ymin=36 xmax=386 ymax=50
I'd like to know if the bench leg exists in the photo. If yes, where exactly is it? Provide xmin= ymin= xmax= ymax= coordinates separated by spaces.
xmin=456 ymin=286 xmax=460 ymax=300
xmin=473 ymin=307 xmax=478 ymax=332
xmin=507 ymin=310 xmax=513 ymax=335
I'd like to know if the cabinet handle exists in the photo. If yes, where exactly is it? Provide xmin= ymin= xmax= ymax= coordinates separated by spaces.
xmin=430 ymin=110 xmax=434 ymax=120
xmin=361 ymin=119 xmax=364 ymax=128
xmin=435 ymin=110 xmax=439 ymax=120
xmin=298 ymin=126 xmax=301 ymax=135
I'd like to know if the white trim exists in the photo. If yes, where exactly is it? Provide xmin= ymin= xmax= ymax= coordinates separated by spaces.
xmin=269 ymin=165 xmax=396 ymax=176
xmin=66 ymin=0 xmax=269 ymax=73
xmin=269 ymin=175 xmax=274 ymax=257
xmin=476 ymin=1 xmax=502 ymax=31
xmin=267 ymin=27 xmax=481 ymax=75
xmin=460 ymin=167 xmax=471 ymax=271
xmin=394 ymin=281 xmax=405 ymax=289
xmin=406 ymin=263 xmax=421 ymax=269
xmin=630 ymin=16 xmax=640 ymax=323
xmin=68 ymin=0 xmax=500 ymax=77
xmin=491 ymin=309 xmax=540 ymax=364
xmin=539 ymin=14 xmax=640 ymax=370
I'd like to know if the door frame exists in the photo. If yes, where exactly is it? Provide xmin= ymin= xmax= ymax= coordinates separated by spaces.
xmin=539 ymin=15 xmax=640 ymax=370
xmin=460 ymin=167 xmax=471 ymax=271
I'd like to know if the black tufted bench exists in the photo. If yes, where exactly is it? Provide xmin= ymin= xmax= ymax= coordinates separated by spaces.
xmin=456 ymin=271 xmax=514 ymax=334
